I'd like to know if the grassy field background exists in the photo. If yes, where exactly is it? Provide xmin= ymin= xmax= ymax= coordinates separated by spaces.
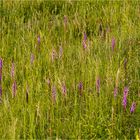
xmin=0 ymin=0 xmax=140 ymax=139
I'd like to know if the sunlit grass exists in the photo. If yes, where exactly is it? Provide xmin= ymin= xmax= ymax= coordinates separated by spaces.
xmin=0 ymin=0 xmax=140 ymax=139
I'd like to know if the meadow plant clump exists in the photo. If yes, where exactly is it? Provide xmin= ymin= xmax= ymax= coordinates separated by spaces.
xmin=0 ymin=0 xmax=140 ymax=139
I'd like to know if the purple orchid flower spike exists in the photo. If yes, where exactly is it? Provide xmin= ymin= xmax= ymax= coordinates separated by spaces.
xmin=0 ymin=58 xmax=2 ymax=69
xmin=122 ymin=87 xmax=129 ymax=111
xmin=122 ymin=95 xmax=127 ymax=111
xmin=84 ymin=32 xmax=87 ymax=42
xmin=82 ymin=41 xmax=87 ymax=49
xmin=37 ymin=35 xmax=40 ymax=45
xmin=130 ymin=102 xmax=136 ymax=113
xmin=111 ymin=37 xmax=115 ymax=51
xmin=82 ymin=32 xmax=87 ymax=49
xmin=62 ymin=83 xmax=67 ymax=96
xmin=12 ymin=80 xmax=17 ymax=97
xmin=124 ymin=87 xmax=129 ymax=97
xmin=96 ymin=77 xmax=100 ymax=94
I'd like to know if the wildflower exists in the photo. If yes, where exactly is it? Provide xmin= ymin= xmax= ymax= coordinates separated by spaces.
xmin=0 ymin=58 xmax=2 ymax=69
xmin=11 ymin=63 xmax=15 ymax=79
xmin=122 ymin=87 xmax=129 ymax=111
xmin=96 ymin=77 xmax=100 ymax=93
xmin=31 ymin=53 xmax=35 ymax=64
xmin=114 ymin=87 xmax=118 ymax=97
xmin=62 ymin=83 xmax=67 ymax=96
xmin=123 ymin=87 xmax=129 ymax=97
xmin=82 ymin=41 xmax=87 ymax=49
xmin=122 ymin=95 xmax=127 ymax=111
xmin=84 ymin=32 xmax=87 ymax=41
xmin=111 ymin=37 xmax=115 ymax=51
xmin=78 ymin=82 xmax=83 ymax=95
xmin=52 ymin=86 xmax=56 ymax=102
xmin=12 ymin=81 xmax=16 ymax=97
xmin=130 ymin=102 xmax=136 ymax=113
xmin=37 ymin=35 xmax=40 ymax=45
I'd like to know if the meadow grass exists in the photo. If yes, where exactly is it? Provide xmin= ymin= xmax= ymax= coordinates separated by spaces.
xmin=0 ymin=0 xmax=140 ymax=139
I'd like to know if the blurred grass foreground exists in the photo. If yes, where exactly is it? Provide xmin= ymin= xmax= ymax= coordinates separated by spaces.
xmin=0 ymin=0 xmax=140 ymax=139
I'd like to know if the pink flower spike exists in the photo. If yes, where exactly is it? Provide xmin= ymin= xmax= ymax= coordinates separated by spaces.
xmin=122 ymin=87 xmax=129 ymax=111
xmin=12 ymin=81 xmax=17 ymax=97
xmin=0 ymin=58 xmax=2 ymax=70
xmin=130 ymin=102 xmax=136 ymax=113
xmin=37 ymin=35 xmax=40 ymax=45
xmin=62 ymin=83 xmax=67 ymax=96
xmin=123 ymin=87 xmax=129 ymax=97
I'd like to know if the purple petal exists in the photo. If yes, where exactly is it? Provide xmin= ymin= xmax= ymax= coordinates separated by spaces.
xmin=130 ymin=102 xmax=136 ymax=113
xmin=37 ymin=35 xmax=40 ymax=45
xmin=12 ymin=81 xmax=17 ymax=97
xmin=123 ymin=87 xmax=129 ymax=97
xmin=84 ymin=32 xmax=87 ymax=42
xmin=62 ymin=83 xmax=67 ymax=96
xmin=82 ymin=41 xmax=87 ymax=49
xmin=0 ymin=58 xmax=2 ymax=69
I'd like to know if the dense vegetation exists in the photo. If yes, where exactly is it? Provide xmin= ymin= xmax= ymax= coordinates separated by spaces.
xmin=0 ymin=0 xmax=140 ymax=139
